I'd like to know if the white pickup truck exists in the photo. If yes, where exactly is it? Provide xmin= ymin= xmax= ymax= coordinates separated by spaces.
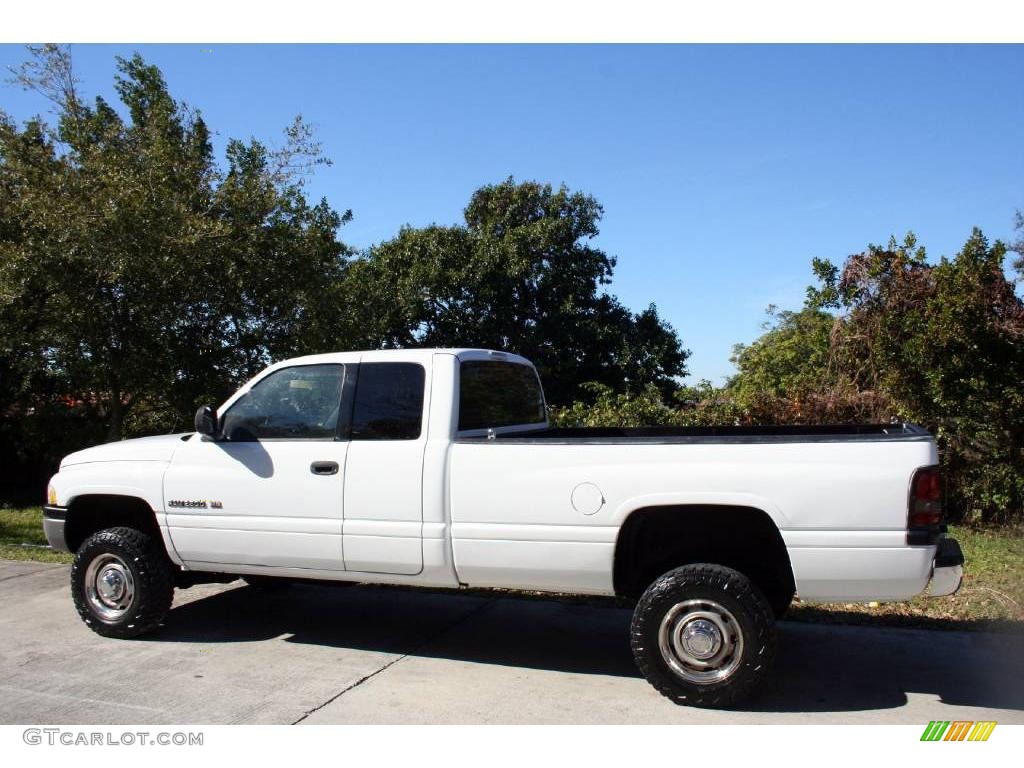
xmin=43 ymin=348 xmax=963 ymax=707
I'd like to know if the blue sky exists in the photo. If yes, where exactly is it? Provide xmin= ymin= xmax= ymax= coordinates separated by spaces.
xmin=1 ymin=44 xmax=1021 ymax=382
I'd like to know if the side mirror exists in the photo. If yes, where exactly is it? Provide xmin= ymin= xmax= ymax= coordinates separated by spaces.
xmin=194 ymin=405 xmax=219 ymax=439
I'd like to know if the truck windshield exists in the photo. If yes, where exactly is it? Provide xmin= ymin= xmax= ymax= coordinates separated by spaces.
xmin=458 ymin=360 xmax=546 ymax=431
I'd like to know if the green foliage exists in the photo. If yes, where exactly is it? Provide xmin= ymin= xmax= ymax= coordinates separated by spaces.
xmin=352 ymin=178 xmax=689 ymax=404
xmin=550 ymin=383 xmax=678 ymax=427
xmin=549 ymin=379 xmax=746 ymax=428
xmin=729 ymin=306 xmax=836 ymax=400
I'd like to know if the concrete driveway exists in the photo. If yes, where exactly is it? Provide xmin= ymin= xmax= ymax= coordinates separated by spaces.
xmin=1 ymin=559 xmax=1021 ymax=725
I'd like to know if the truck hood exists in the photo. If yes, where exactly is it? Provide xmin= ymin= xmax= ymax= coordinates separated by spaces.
xmin=60 ymin=433 xmax=191 ymax=468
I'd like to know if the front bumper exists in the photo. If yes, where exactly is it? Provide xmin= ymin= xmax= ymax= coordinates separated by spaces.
xmin=42 ymin=506 xmax=69 ymax=553
xmin=926 ymin=537 xmax=964 ymax=597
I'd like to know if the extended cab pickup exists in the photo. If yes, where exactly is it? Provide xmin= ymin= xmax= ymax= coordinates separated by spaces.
xmin=43 ymin=348 xmax=964 ymax=707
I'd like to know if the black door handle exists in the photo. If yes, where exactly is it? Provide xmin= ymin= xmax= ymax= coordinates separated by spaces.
xmin=310 ymin=461 xmax=339 ymax=476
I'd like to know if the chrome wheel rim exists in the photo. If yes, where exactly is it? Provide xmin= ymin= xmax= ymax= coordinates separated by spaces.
xmin=84 ymin=553 xmax=135 ymax=623
xmin=658 ymin=599 xmax=744 ymax=684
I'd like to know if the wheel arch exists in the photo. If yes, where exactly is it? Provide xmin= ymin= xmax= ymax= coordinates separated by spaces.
xmin=64 ymin=493 xmax=176 ymax=563
xmin=612 ymin=503 xmax=796 ymax=617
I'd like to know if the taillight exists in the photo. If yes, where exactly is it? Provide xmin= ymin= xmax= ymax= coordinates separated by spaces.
xmin=908 ymin=466 xmax=943 ymax=544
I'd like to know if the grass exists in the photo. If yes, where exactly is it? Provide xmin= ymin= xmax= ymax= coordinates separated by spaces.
xmin=1 ymin=507 xmax=1020 ymax=631
xmin=0 ymin=506 xmax=73 ymax=563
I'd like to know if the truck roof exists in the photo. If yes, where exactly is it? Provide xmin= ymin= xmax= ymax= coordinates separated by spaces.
xmin=265 ymin=348 xmax=536 ymax=369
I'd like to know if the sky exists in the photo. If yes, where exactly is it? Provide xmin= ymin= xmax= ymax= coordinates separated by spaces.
xmin=1 ymin=44 xmax=1020 ymax=383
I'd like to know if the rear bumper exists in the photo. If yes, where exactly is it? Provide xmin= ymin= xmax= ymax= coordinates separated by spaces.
xmin=42 ymin=506 xmax=69 ymax=553
xmin=926 ymin=537 xmax=964 ymax=597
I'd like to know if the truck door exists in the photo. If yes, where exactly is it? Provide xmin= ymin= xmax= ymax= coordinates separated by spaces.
xmin=164 ymin=363 xmax=352 ymax=571
xmin=342 ymin=361 xmax=427 ymax=575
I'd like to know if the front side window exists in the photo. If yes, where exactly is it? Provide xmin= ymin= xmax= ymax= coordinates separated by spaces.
xmin=351 ymin=362 xmax=425 ymax=440
xmin=221 ymin=364 xmax=345 ymax=441
xmin=458 ymin=360 xmax=546 ymax=431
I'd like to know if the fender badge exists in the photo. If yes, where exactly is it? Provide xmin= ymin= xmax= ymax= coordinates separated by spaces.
xmin=167 ymin=499 xmax=220 ymax=509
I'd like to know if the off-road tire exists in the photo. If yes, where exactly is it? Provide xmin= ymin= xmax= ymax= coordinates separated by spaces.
xmin=71 ymin=526 xmax=174 ymax=638
xmin=631 ymin=563 xmax=776 ymax=708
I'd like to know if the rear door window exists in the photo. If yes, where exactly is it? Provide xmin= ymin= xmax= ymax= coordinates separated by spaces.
xmin=351 ymin=362 xmax=426 ymax=440
xmin=459 ymin=360 xmax=546 ymax=431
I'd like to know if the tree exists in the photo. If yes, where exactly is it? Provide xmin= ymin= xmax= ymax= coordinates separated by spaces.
xmin=729 ymin=306 xmax=836 ymax=400
xmin=351 ymin=177 xmax=689 ymax=403
xmin=0 ymin=45 xmax=353 ymax=449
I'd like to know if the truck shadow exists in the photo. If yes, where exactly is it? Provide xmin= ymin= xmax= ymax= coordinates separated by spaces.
xmin=158 ymin=581 xmax=1024 ymax=715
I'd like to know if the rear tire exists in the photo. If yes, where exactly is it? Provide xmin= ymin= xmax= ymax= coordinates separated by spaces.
xmin=631 ymin=563 xmax=776 ymax=708
xmin=71 ymin=526 xmax=174 ymax=638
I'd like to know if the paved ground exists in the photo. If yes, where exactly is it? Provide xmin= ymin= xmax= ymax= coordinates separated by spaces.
xmin=1 ymin=559 xmax=1021 ymax=725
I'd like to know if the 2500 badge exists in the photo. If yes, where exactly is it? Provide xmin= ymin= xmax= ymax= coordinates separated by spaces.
xmin=167 ymin=500 xmax=222 ymax=509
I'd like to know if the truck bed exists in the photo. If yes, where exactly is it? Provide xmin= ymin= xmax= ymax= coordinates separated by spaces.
xmin=450 ymin=420 xmax=938 ymax=600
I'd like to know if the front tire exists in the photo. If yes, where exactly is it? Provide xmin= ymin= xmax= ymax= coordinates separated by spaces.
xmin=631 ymin=563 xmax=776 ymax=708
xmin=71 ymin=526 xmax=174 ymax=638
